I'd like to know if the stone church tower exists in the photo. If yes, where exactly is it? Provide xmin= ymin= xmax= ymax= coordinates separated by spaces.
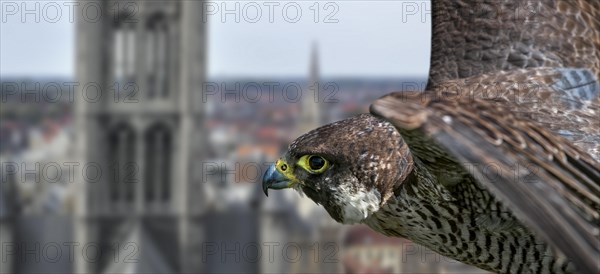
xmin=74 ymin=1 xmax=207 ymax=272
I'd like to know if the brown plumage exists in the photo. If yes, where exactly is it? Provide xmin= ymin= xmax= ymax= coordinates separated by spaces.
xmin=263 ymin=0 xmax=600 ymax=273
xmin=428 ymin=0 xmax=600 ymax=87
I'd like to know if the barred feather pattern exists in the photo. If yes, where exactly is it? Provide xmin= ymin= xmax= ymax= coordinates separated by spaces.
xmin=366 ymin=161 xmax=574 ymax=273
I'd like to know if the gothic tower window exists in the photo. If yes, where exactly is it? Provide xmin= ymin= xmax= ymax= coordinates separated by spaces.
xmin=108 ymin=123 xmax=136 ymax=205
xmin=112 ymin=16 xmax=136 ymax=85
xmin=146 ymin=13 xmax=169 ymax=99
xmin=144 ymin=124 xmax=172 ymax=205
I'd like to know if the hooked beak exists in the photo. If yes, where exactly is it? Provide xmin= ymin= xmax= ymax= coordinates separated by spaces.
xmin=262 ymin=163 xmax=293 ymax=196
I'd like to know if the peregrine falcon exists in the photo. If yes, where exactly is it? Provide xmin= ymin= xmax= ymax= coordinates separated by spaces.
xmin=263 ymin=0 xmax=600 ymax=273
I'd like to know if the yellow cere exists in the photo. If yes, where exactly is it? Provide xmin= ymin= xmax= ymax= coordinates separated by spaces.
xmin=275 ymin=159 xmax=298 ymax=183
xmin=297 ymin=155 xmax=329 ymax=174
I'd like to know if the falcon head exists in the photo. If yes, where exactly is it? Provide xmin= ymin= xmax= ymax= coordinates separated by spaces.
xmin=262 ymin=114 xmax=413 ymax=224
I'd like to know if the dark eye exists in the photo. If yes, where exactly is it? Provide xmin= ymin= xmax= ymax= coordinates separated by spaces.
xmin=298 ymin=155 xmax=329 ymax=173
xmin=308 ymin=156 xmax=326 ymax=170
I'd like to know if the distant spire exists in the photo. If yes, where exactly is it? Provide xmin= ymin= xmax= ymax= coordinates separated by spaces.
xmin=309 ymin=42 xmax=327 ymax=124
xmin=297 ymin=42 xmax=322 ymax=135
xmin=310 ymin=42 xmax=319 ymax=89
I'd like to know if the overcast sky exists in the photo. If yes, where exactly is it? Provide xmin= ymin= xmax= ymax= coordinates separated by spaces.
xmin=1 ymin=1 xmax=431 ymax=79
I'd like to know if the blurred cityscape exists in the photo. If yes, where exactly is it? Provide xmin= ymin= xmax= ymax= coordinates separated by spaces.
xmin=1 ymin=1 xmax=485 ymax=273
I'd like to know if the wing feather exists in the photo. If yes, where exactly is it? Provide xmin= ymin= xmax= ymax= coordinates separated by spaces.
xmin=428 ymin=0 xmax=600 ymax=87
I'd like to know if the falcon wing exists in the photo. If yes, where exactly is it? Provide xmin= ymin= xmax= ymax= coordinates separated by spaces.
xmin=431 ymin=67 xmax=600 ymax=160
xmin=370 ymin=68 xmax=600 ymax=273
xmin=428 ymin=0 xmax=600 ymax=88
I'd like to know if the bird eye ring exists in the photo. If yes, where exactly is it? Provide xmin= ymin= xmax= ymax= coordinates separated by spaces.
xmin=297 ymin=155 xmax=329 ymax=173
